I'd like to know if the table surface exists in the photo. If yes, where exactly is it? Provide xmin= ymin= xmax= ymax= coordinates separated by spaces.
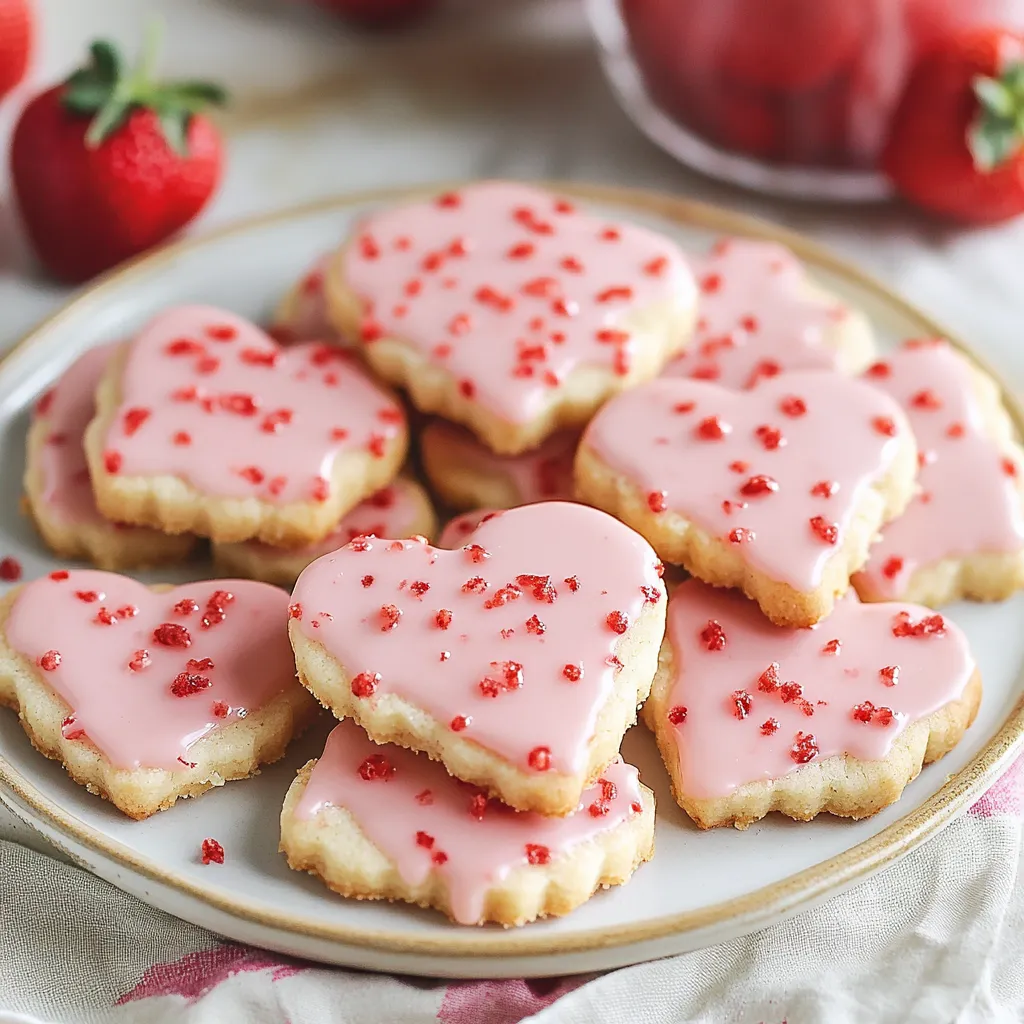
xmin=2 ymin=0 xmax=1023 ymax=853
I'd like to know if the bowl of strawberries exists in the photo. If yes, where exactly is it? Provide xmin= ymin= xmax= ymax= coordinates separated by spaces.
xmin=588 ymin=0 xmax=1024 ymax=205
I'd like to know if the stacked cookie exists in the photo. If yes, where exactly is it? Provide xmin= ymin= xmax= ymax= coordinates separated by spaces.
xmin=3 ymin=180 xmax=1020 ymax=929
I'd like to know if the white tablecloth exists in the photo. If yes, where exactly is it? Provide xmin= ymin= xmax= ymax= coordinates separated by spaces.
xmin=3 ymin=2 xmax=1024 ymax=1020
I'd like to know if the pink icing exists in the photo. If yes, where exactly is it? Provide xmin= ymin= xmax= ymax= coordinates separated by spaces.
xmin=4 ymin=570 xmax=296 ymax=770
xmin=295 ymin=720 xmax=644 ymax=924
xmin=581 ymin=371 xmax=909 ymax=591
xmin=439 ymin=510 xmax=504 ymax=549
xmin=290 ymin=502 xmax=664 ymax=773
xmin=34 ymin=343 xmax=121 ymax=527
xmin=855 ymin=340 xmax=1024 ymax=599
xmin=664 ymin=579 xmax=975 ymax=800
xmin=662 ymin=238 xmax=854 ymax=389
xmin=102 ymin=305 xmax=404 ymax=504
xmin=271 ymin=254 xmax=346 ymax=346
xmin=237 ymin=479 xmax=428 ymax=560
xmin=342 ymin=182 xmax=696 ymax=425
xmin=423 ymin=420 xmax=578 ymax=504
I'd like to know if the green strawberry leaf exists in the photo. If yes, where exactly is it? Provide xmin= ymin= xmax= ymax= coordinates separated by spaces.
xmin=156 ymin=109 xmax=190 ymax=158
xmin=88 ymin=40 xmax=122 ymax=85
xmin=84 ymin=97 xmax=131 ymax=148
xmin=970 ymin=62 xmax=1024 ymax=172
xmin=974 ymin=76 xmax=1014 ymax=118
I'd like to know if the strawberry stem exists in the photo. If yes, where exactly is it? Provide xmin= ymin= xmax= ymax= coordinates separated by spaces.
xmin=62 ymin=21 xmax=227 ymax=156
xmin=969 ymin=60 xmax=1024 ymax=171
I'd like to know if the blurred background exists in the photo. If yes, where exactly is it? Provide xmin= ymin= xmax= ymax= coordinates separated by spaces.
xmin=2 ymin=0 xmax=1023 ymax=386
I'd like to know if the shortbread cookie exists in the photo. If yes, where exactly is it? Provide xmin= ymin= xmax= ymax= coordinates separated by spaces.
xmin=213 ymin=477 xmax=437 ymax=587
xmin=853 ymin=339 xmax=1024 ymax=606
xmin=421 ymin=419 xmax=578 ymax=510
xmin=289 ymin=501 xmax=666 ymax=816
xmin=662 ymin=237 xmax=875 ymax=387
xmin=280 ymin=720 xmax=654 ymax=926
xmin=0 ymin=570 xmax=316 ymax=819
xmin=83 ymin=305 xmax=408 ymax=546
xmin=644 ymin=579 xmax=980 ymax=829
xmin=25 ymin=345 xmax=195 ymax=570
xmin=269 ymin=253 xmax=349 ymax=347
xmin=438 ymin=509 xmax=503 ymax=548
xmin=576 ymin=371 xmax=917 ymax=628
xmin=324 ymin=181 xmax=698 ymax=454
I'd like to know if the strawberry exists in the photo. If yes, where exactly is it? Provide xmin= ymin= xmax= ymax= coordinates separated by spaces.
xmin=10 ymin=29 xmax=226 ymax=282
xmin=0 ymin=0 xmax=32 ymax=101
xmin=883 ymin=28 xmax=1024 ymax=225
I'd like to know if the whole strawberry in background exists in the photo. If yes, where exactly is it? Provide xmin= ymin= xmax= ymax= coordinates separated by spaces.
xmin=883 ymin=27 xmax=1024 ymax=225
xmin=10 ymin=28 xmax=227 ymax=283
xmin=311 ymin=0 xmax=438 ymax=28
xmin=0 ymin=0 xmax=32 ymax=101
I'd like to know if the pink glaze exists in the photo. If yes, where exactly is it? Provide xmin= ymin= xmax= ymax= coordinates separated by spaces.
xmin=438 ymin=509 xmax=504 ymax=549
xmin=423 ymin=420 xmax=578 ymax=504
xmin=581 ymin=371 xmax=909 ymax=591
xmin=664 ymin=579 xmax=975 ymax=800
xmin=295 ymin=719 xmax=644 ymax=924
xmin=855 ymin=340 xmax=1024 ymax=599
xmin=238 ymin=479 xmax=428 ymax=560
xmin=290 ymin=502 xmax=664 ymax=773
xmin=35 ymin=344 xmax=120 ymax=527
xmin=662 ymin=238 xmax=854 ymax=389
xmin=102 ymin=305 xmax=404 ymax=504
xmin=4 ymin=570 xmax=296 ymax=770
xmin=271 ymin=254 xmax=346 ymax=346
xmin=342 ymin=182 xmax=696 ymax=425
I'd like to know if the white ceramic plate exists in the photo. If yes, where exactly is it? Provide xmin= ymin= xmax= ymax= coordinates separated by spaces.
xmin=1 ymin=185 xmax=1023 ymax=979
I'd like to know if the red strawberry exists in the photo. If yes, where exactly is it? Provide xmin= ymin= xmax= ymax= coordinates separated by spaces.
xmin=311 ymin=0 xmax=437 ymax=28
xmin=10 ymin=31 xmax=226 ymax=282
xmin=883 ymin=28 xmax=1024 ymax=225
xmin=0 ymin=0 xmax=31 ymax=102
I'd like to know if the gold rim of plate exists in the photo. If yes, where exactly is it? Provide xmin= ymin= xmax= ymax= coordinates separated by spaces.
xmin=1 ymin=181 xmax=1022 ymax=959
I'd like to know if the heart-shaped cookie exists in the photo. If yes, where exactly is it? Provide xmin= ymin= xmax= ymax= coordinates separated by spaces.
xmin=576 ymin=370 xmax=917 ymax=627
xmin=645 ymin=580 xmax=980 ymax=829
xmin=852 ymin=339 xmax=1024 ymax=606
xmin=421 ymin=419 xmax=578 ymax=510
xmin=325 ymin=181 xmax=698 ymax=454
xmin=25 ymin=343 xmax=195 ymax=570
xmin=289 ymin=501 xmax=666 ymax=816
xmin=662 ymin=238 xmax=875 ymax=388
xmin=212 ymin=476 xmax=438 ymax=587
xmin=280 ymin=720 xmax=654 ymax=926
xmin=0 ymin=569 xmax=316 ymax=818
xmin=84 ymin=305 xmax=408 ymax=546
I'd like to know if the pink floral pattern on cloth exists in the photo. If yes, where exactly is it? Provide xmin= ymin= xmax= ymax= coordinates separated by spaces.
xmin=115 ymin=943 xmax=307 ymax=1005
xmin=437 ymin=976 xmax=590 ymax=1023
xmin=970 ymin=754 xmax=1024 ymax=818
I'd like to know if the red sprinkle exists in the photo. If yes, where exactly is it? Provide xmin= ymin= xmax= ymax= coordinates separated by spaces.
xmin=528 ymin=747 xmax=551 ymax=771
xmin=1003 ymin=457 xmax=1018 ymax=478
xmin=173 ymin=431 xmax=192 ymax=446
xmin=564 ymin=575 xmax=580 ymax=592
xmin=464 ymin=543 xmax=490 ymax=564
xmin=872 ymin=416 xmax=897 ymax=437
xmin=526 ymin=614 xmax=546 ymax=635
xmin=153 ymin=623 xmax=191 ymax=648
xmin=779 ymin=396 xmax=807 ymax=417
xmin=103 ymin=450 xmax=122 ymax=474
xmin=450 ymin=715 xmax=469 ymax=732
xmin=740 ymin=474 xmax=778 ymax=497
xmin=288 ymin=603 xmax=302 ymax=621
xmin=790 ymin=731 xmax=819 ymax=764
xmin=760 ymin=718 xmax=780 ymax=736
xmin=128 ymin=649 xmax=150 ymax=671
xmin=947 ymin=422 xmax=965 ymax=438
xmin=644 ymin=255 xmax=668 ymax=276
xmin=358 ymin=754 xmax=395 ymax=781
xmin=755 ymin=425 xmax=784 ymax=450
xmin=912 ymin=389 xmax=943 ymax=409
xmin=508 ymin=242 xmax=535 ymax=259
xmin=351 ymin=672 xmax=381 ymax=698
xmin=731 ymin=689 xmax=753 ymax=719
xmin=695 ymin=415 xmax=729 ymax=440
xmin=606 ymin=610 xmax=629 ymax=635
xmin=668 ymin=705 xmax=687 ymax=725
xmin=212 ymin=701 xmax=229 ymax=718
xmin=436 ymin=609 xmax=453 ymax=630
xmin=891 ymin=611 xmax=946 ymax=638
xmin=525 ymin=843 xmax=550 ymax=865
xmin=811 ymin=480 xmax=838 ymax=498
xmin=415 ymin=789 xmax=434 ymax=805
xmin=416 ymin=831 xmax=435 ymax=848
xmin=647 ymin=490 xmax=667 ymax=513
xmin=0 ymin=557 xmax=21 ymax=582
xmin=821 ymin=639 xmax=841 ymax=655
xmin=881 ymin=556 xmax=904 ymax=579
xmin=596 ymin=285 xmax=634 ymax=303
xmin=170 ymin=672 xmax=211 ymax=697
xmin=758 ymin=663 xmax=780 ymax=692
xmin=49 ymin=570 xmax=69 ymax=581
xmin=39 ymin=650 xmax=61 ymax=671
xmin=809 ymin=516 xmax=839 ymax=545
xmin=122 ymin=407 xmax=150 ymax=436
xmin=879 ymin=665 xmax=900 ymax=686
xmin=468 ymin=793 xmax=488 ymax=820
xmin=562 ymin=663 xmax=582 ymax=682
xmin=701 ymin=619 xmax=727 ymax=651
xmin=728 ymin=527 xmax=754 ymax=543
xmin=379 ymin=604 xmax=401 ymax=631
xmin=674 ymin=401 xmax=695 ymax=414
xmin=866 ymin=361 xmax=891 ymax=378
xmin=729 ymin=460 xmax=749 ymax=473
xmin=201 ymin=839 xmax=225 ymax=865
